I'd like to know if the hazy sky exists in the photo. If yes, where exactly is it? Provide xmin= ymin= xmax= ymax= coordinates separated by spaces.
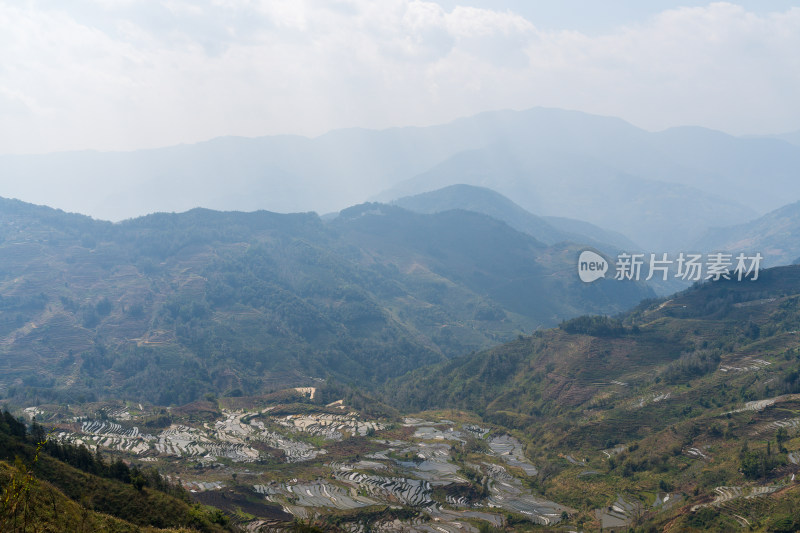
xmin=1 ymin=1 xmax=799 ymax=154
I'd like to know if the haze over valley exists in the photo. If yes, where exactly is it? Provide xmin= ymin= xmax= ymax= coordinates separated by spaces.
xmin=3 ymin=1 xmax=800 ymax=532
xmin=4 ymin=107 xmax=800 ymax=252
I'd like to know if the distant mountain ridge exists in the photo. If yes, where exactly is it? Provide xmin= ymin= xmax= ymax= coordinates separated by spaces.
xmin=3 ymin=107 xmax=800 ymax=251
xmin=375 ymin=140 xmax=758 ymax=250
xmin=695 ymin=200 xmax=800 ymax=267
xmin=754 ymin=129 xmax=800 ymax=148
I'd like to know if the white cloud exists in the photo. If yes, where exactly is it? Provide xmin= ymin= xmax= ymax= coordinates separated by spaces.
xmin=446 ymin=5 xmax=533 ymax=38
xmin=0 ymin=1 xmax=798 ymax=154
xmin=519 ymin=3 xmax=800 ymax=134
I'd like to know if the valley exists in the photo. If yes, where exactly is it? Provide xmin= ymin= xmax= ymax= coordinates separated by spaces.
xmin=4 ymin=197 xmax=800 ymax=531
xmin=16 ymin=262 xmax=800 ymax=532
xmin=0 ymin=197 xmax=652 ymax=406
xmin=21 ymin=396 xmax=573 ymax=532
xmin=3 ymin=2 xmax=800 ymax=530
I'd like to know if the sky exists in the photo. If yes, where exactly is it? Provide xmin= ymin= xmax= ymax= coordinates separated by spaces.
xmin=1 ymin=0 xmax=799 ymax=155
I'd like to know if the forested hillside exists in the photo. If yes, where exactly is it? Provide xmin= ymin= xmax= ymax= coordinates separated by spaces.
xmin=0 ymin=410 xmax=231 ymax=531
xmin=0 ymin=197 xmax=652 ymax=405
xmin=383 ymin=266 xmax=800 ymax=530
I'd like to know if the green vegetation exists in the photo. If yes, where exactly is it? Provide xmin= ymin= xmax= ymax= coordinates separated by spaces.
xmin=382 ymin=265 xmax=800 ymax=530
xmin=739 ymin=441 xmax=786 ymax=480
xmin=0 ymin=197 xmax=651 ymax=406
xmin=0 ymin=410 xmax=231 ymax=532
xmin=7 ymin=195 xmax=800 ymax=530
xmin=559 ymin=314 xmax=626 ymax=336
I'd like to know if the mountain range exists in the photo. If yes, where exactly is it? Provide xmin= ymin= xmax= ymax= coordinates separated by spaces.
xmin=3 ymin=107 xmax=800 ymax=530
xmin=4 ymin=192 xmax=800 ymax=531
xmin=6 ymin=251 xmax=800 ymax=532
xmin=3 ymin=107 xmax=800 ymax=251
xmin=0 ymin=196 xmax=653 ymax=406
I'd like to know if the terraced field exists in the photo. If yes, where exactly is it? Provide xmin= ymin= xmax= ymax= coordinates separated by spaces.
xmin=53 ymin=408 xmax=325 ymax=463
xmin=25 ymin=401 xmax=575 ymax=531
xmin=255 ymin=480 xmax=378 ymax=512
xmin=595 ymin=494 xmax=643 ymax=530
xmin=52 ymin=389 xmax=800 ymax=532
xmin=395 ymin=442 xmax=464 ymax=484
xmin=487 ymin=434 xmax=538 ymax=476
xmin=481 ymin=461 xmax=568 ymax=525
xmin=275 ymin=412 xmax=383 ymax=440
xmin=25 ymin=386 xmax=800 ymax=532
xmin=690 ymin=485 xmax=782 ymax=527
xmin=750 ymin=416 xmax=800 ymax=437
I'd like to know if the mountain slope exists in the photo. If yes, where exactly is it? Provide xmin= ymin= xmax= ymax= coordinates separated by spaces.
xmin=331 ymin=203 xmax=651 ymax=324
xmin=773 ymin=130 xmax=800 ymax=147
xmin=542 ymin=215 xmax=639 ymax=251
xmin=386 ymin=265 xmax=800 ymax=423
xmin=383 ymin=265 xmax=800 ymax=530
xmin=376 ymin=142 xmax=757 ymax=251
xmin=695 ymin=200 xmax=800 ymax=268
xmin=0 ymin=411 xmax=232 ymax=531
xmin=391 ymin=184 xmax=638 ymax=251
xmin=0 ymin=197 xmax=653 ymax=405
